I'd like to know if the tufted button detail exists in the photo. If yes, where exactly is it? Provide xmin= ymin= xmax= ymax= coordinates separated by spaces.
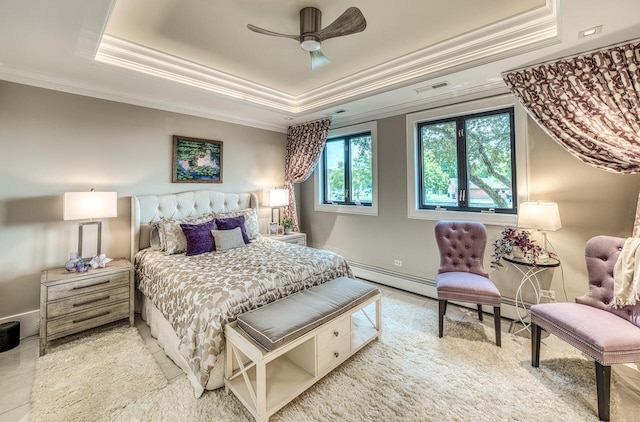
xmin=447 ymin=254 xmax=451 ymax=257
xmin=459 ymin=254 xmax=463 ymax=259
xmin=603 ymin=300 xmax=609 ymax=305
xmin=629 ymin=310 xmax=633 ymax=315
xmin=465 ymin=245 xmax=469 ymax=249
xmin=596 ymin=284 xmax=602 ymax=288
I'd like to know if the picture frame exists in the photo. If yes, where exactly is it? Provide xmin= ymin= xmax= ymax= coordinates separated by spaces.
xmin=268 ymin=222 xmax=279 ymax=236
xmin=172 ymin=135 xmax=223 ymax=183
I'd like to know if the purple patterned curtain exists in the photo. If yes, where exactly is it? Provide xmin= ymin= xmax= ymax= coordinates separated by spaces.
xmin=503 ymin=39 xmax=640 ymax=174
xmin=283 ymin=118 xmax=332 ymax=230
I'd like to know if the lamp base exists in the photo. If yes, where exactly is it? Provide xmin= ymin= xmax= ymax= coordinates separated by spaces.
xmin=79 ymin=221 xmax=102 ymax=261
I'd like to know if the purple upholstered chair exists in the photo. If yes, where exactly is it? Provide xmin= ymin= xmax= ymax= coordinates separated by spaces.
xmin=435 ymin=221 xmax=502 ymax=346
xmin=531 ymin=236 xmax=640 ymax=421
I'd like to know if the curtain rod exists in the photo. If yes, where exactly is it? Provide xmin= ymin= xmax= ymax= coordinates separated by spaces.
xmin=502 ymin=36 xmax=640 ymax=75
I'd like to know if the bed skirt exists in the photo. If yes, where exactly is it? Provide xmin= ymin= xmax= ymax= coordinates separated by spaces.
xmin=140 ymin=295 xmax=225 ymax=397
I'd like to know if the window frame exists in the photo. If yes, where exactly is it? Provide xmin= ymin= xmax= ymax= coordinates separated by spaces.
xmin=314 ymin=121 xmax=378 ymax=216
xmin=406 ymin=95 xmax=528 ymax=226
xmin=417 ymin=106 xmax=517 ymax=214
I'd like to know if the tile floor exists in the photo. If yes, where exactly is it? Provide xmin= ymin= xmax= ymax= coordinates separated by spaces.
xmin=1 ymin=283 xmax=639 ymax=421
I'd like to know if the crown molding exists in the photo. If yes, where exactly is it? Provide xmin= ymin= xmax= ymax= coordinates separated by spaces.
xmin=94 ymin=0 xmax=560 ymax=115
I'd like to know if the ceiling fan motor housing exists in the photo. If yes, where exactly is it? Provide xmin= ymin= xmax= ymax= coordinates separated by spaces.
xmin=299 ymin=7 xmax=322 ymax=52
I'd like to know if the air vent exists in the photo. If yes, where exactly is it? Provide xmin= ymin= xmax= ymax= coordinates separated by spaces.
xmin=414 ymin=81 xmax=449 ymax=94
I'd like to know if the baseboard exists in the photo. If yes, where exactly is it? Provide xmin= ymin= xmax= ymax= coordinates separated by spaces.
xmin=0 ymin=310 xmax=39 ymax=339
xmin=349 ymin=261 xmax=522 ymax=321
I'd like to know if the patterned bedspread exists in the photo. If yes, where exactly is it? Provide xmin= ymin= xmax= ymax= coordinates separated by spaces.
xmin=135 ymin=237 xmax=352 ymax=388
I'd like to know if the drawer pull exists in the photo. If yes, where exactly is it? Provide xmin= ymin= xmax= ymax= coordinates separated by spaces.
xmin=333 ymin=330 xmax=339 ymax=337
xmin=71 ymin=280 xmax=110 ymax=290
xmin=72 ymin=295 xmax=110 ymax=307
xmin=73 ymin=311 xmax=110 ymax=324
xmin=334 ymin=352 xmax=340 ymax=358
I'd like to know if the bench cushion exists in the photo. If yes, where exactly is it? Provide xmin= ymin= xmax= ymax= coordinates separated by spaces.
xmin=237 ymin=277 xmax=380 ymax=351
xmin=531 ymin=302 xmax=640 ymax=365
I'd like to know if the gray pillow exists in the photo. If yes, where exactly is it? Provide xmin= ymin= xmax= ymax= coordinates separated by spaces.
xmin=211 ymin=227 xmax=246 ymax=251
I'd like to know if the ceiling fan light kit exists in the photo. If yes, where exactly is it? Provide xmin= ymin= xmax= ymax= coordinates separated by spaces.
xmin=247 ymin=6 xmax=367 ymax=70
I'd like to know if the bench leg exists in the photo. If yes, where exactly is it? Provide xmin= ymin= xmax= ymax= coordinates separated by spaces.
xmin=438 ymin=300 xmax=447 ymax=338
xmin=477 ymin=304 xmax=483 ymax=321
xmin=493 ymin=306 xmax=501 ymax=347
xmin=531 ymin=323 xmax=541 ymax=367
xmin=595 ymin=361 xmax=611 ymax=421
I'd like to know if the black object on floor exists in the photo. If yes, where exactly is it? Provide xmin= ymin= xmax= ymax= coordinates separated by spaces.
xmin=0 ymin=321 xmax=20 ymax=352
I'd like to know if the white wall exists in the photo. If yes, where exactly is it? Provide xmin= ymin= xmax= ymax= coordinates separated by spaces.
xmin=0 ymin=81 xmax=287 ymax=319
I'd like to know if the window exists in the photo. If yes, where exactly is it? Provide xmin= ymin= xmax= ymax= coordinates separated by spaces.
xmin=315 ymin=121 xmax=378 ymax=216
xmin=406 ymin=95 xmax=528 ymax=225
xmin=418 ymin=107 xmax=516 ymax=213
xmin=323 ymin=132 xmax=372 ymax=205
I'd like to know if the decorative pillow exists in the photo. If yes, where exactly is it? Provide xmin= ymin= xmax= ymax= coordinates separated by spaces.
xmin=149 ymin=221 xmax=164 ymax=250
xmin=162 ymin=213 xmax=215 ymax=255
xmin=215 ymin=208 xmax=260 ymax=239
xmin=215 ymin=215 xmax=251 ymax=244
xmin=180 ymin=220 xmax=216 ymax=256
xmin=211 ymin=227 xmax=246 ymax=251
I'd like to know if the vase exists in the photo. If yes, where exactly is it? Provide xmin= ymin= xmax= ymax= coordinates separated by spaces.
xmin=512 ymin=246 xmax=525 ymax=259
xmin=284 ymin=227 xmax=292 ymax=235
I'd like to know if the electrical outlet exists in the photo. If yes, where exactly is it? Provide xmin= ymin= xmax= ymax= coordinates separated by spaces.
xmin=540 ymin=289 xmax=556 ymax=300
xmin=394 ymin=259 xmax=403 ymax=267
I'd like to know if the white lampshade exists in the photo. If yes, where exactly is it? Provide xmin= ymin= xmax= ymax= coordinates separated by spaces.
xmin=518 ymin=201 xmax=561 ymax=231
xmin=262 ymin=189 xmax=289 ymax=208
xmin=63 ymin=191 xmax=118 ymax=220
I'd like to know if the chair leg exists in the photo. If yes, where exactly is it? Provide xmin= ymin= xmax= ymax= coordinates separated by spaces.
xmin=477 ymin=304 xmax=483 ymax=321
xmin=493 ymin=306 xmax=501 ymax=347
xmin=595 ymin=361 xmax=611 ymax=421
xmin=438 ymin=300 xmax=447 ymax=338
xmin=531 ymin=323 xmax=541 ymax=367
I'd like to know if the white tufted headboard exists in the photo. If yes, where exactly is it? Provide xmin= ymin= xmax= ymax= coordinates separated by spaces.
xmin=131 ymin=190 xmax=258 ymax=260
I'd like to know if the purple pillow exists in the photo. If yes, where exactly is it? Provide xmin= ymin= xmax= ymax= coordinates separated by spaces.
xmin=215 ymin=215 xmax=251 ymax=244
xmin=180 ymin=220 xmax=216 ymax=256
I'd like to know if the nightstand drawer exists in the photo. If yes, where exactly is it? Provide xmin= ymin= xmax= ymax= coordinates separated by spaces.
xmin=46 ymin=301 xmax=130 ymax=339
xmin=47 ymin=284 xmax=130 ymax=319
xmin=285 ymin=237 xmax=305 ymax=246
xmin=47 ymin=272 xmax=129 ymax=301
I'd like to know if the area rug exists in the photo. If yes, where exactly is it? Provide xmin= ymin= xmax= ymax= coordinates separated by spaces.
xmin=110 ymin=296 xmax=621 ymax=421
xmin=30 ymin=324 xmax=167 ymax=422
xmin=31 ymin=297 xmax=623 ymax=421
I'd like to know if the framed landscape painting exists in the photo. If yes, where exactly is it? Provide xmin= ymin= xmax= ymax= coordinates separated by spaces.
xmin=172 ymin=135 xmax=223 ymax=183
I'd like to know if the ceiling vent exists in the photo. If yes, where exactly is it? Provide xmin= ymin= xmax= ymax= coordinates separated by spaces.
xmin=414 ymin=81 xmax=449 ymax=94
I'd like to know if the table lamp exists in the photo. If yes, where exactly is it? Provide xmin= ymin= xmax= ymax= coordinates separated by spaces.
xmin=517 ymin=201 xmax=561 ymax=252
xmin=262 ymin=188 xmax=289 ymax=224
xmin=63 ymin=189 xmax=117 ymax=260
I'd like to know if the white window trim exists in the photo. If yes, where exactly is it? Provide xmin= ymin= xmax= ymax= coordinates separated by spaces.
xmin=405 ymin=94 xmax=528 ymax=226
xmin=314 ymin=121 xmax=378 ymax=216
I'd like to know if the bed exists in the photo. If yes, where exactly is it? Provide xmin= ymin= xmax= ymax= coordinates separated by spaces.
xmin=130 ymin=190 xmax=352 ymax=397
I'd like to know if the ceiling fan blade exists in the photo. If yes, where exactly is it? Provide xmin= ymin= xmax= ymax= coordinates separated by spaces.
xmin=316 ymin=7 xmax=367 ymax=41
xmin=310 ymin=50 xmax=330 ymax=70
xmin=246 ymin=24 xmax=300 ymax=41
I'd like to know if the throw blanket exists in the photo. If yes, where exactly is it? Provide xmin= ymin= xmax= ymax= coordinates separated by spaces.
xmin=612 ymin=237 xmax=640 ymax=308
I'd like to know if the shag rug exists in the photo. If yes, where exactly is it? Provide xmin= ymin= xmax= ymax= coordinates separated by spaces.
xmin=32 ymin=297 xmax=622 ymax=421
xmin=30 ymin=325 xmax=167 ymax=421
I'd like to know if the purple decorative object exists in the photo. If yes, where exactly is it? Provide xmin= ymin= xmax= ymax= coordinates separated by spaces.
xmin=215 ymin=215 xmax=250 ymax=244
xmin=64 ymin=252 xmax=80 ymax=272
xmin=180 ymin=220 xmax=216 ymax=256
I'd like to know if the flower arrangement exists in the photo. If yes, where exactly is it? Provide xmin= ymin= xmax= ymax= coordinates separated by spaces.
xmin=281 ymin=218 xmax=295 ymax=229
xmin=491 ymin=227 xmax=543 ymax=268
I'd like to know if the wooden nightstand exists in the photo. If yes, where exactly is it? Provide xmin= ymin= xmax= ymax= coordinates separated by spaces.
xmin=271 ymin=232 xmax=307 ymax=246
xmin=39 ymin=258 xmax=134 ymax=356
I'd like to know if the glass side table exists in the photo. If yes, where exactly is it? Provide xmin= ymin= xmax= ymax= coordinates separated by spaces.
xmin=502 ymin=255 xmax=560 ymax=334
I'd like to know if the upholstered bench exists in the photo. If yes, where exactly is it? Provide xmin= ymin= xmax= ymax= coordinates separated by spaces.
xmin=224 ymin=277 xmax=382 ymax=422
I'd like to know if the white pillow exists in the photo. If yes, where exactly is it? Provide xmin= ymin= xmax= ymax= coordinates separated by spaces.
xmin=212 ymin=227 xmax=246 ymax=251
xmin=215 ymin=208 xmax=260 ymax=239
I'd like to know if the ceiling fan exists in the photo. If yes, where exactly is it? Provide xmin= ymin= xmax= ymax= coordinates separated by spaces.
xmin=247 ymin=7 xmax=367 ymax=70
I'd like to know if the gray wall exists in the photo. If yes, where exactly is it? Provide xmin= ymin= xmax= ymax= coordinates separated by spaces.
xmin=300 ymin=113 xmax=640 ymax=303
xmin=0 ymin=81 xmax=287 ymax=318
